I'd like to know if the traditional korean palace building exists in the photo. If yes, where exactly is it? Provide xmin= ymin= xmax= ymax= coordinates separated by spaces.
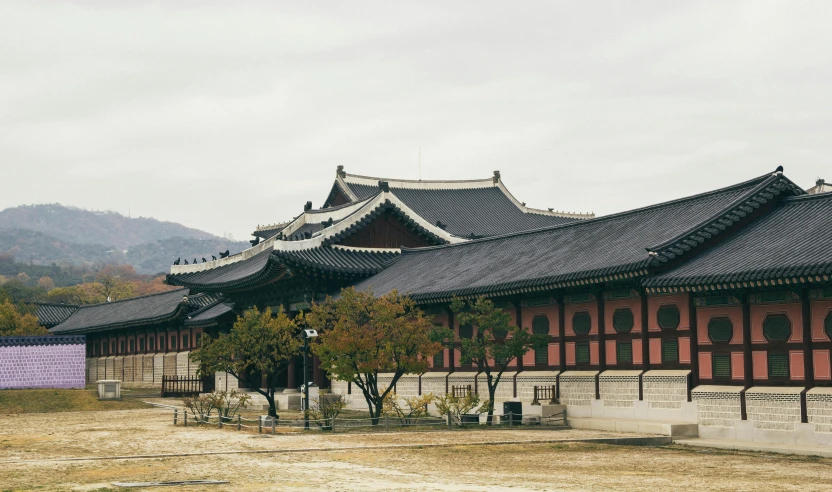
xmin=52 ymin=166 xmax=832 ymax=445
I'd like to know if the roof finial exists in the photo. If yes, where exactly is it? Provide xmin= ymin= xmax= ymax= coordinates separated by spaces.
xmin=304 ymin=201 xmax=313 ymax=212
xmin=336 ymin=165 xmax=345 ymax=178
xmin=493 ymin=170 xmax=501 ymax=184
xmin=378 ymin=180 xmax=390 ymax=192
xmin=817 ymin=178 xmax=825 ymax=187
xmin=775 ymin=165 xmax=784 ymax=174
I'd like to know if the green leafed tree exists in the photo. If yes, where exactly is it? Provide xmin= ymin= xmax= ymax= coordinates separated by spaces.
xmin=0 ymin=299 xmax=49 ymax=336
xmin=449 ymin=296 xmax=549 ymax=424
xmin=189 ymin=307 xmax=302 ymax=418
xmin=306 ymin=287 xmax=444 ymax=425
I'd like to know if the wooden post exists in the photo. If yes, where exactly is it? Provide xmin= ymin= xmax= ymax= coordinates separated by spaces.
xmin=184 ymin=411 xmax=187 ymax=427
xmin=218 ymin=416 xmax=223 ymax=429
xmin=272 ymin=417 xmax=276 ymax=435
xmin=173 ymin=409 xmax=178 ymax=426
xmin=259 ymin=417 xmax=262 ymax=434
xmin=384 ymin=414 xmax=389 ymax=432
xmin=447 ymin=411 xmax=452 ymax=429
xmin=509 ymin=411 xmax=513 ymax=428
xmin=237 ymin=415 xmax=241 ymax=431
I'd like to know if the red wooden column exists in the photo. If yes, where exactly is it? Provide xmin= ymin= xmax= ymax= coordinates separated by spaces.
xmin=741 ymin=294 xmax=753 ymax=389
xmin=689 ymin=292 xmax=699 ymax=387
xmin=558 ymin=294 xmax=566 ymax=373
xmin=802 ymin=289 xmax=815 ymax=388
xmin=641 ymin=292 xmax=650 ymax=371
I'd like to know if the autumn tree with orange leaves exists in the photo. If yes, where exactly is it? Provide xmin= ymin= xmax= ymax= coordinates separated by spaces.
xmin=306 ymin=288 xmax=444 ymax=424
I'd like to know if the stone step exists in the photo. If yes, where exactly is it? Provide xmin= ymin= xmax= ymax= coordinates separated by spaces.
xmin=567 ymin=417 xmax=698 ymax=438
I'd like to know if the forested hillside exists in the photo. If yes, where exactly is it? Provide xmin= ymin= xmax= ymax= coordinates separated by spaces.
xmin=0 ymin=203 xmax=249 ymax=275
xmin=0 ymin=204 xmax=219 ymax=249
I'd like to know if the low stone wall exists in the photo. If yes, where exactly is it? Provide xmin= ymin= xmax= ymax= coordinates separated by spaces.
xmin=0 ymin=336 xmax=86 ymax=389
xmin=477 ymin=371 xmax=515 ymax=401
xmin=395 ymin=374 xmax=420 ymax=398
xmin=599 ymin=371 xmax=640 ymax=408
xmin=691 ymin=385 xmax=743 ymax=429
xmin=643 ymin=370 xmax=689 ymax=410
xmin=558 ymin=371 xmax=598 ymax=408
xmin=745 ymin=387 xmax=802 ymax=432
xmin=807 ymin=388 xmax=832 ymax=434
xmin=420 ymin=373 xmax=448 ymax=397
xmin=84 ymin=351 xmax=195 ymax=388
xmin=516 ymin=371 xmax=559 ymax=403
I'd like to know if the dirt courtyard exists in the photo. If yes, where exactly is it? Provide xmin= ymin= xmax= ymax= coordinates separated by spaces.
xmin=1 ymin=407 xmax=831 ymax=491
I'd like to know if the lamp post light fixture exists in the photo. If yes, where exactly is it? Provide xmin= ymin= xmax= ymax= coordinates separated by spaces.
xmin=302 ymin=329 xmax=318 ymax=430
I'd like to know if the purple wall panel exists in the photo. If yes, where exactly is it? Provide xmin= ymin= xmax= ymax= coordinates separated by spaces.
xmin=0 ymin=337 xmax=86 ymax=389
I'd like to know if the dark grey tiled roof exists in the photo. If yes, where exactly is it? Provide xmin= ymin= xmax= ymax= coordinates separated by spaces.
xmin=645 ymin=192 xmax=832 ymax=289
xmin=0 ymin=335 xmax=85 ymax=347
xmin=167 ymin=248 xmax=282 ymax=292
xmin=353 ymin=172 xmax=802 ymax=301
xmin=273 ymin=247 xmax=400 ymax=276
xmin=34 ymin=303 xmax=80 ymax=328
xmin=346 ymin=183 xmax=578 ymax=237
xmin=50 ymin=289 xmax=189 ymax=334
xmin=184 ymin=302 xmax=234 ymax=327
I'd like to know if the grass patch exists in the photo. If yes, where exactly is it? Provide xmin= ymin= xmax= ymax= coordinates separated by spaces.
xmin=0 ymin=389 xmax=151 ymax=414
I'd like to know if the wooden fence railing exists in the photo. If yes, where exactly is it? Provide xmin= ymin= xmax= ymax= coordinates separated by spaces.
xmin=161 ymin=375 xmax=209 ymax=397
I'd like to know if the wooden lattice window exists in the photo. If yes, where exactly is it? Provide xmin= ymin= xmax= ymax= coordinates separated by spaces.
xmin=170 ymin=336 xmax=177 ymax=350
xmin=573 ymin=311 xmax=591 ymax=335
xmin=119 ymin=341 xmax=125 ymax=354
xmin=139 ymin=338 xmax=145 ymax=352
xmin=532 ymin=315 xmax=549 ymax=364
xmin=617 ymin=341 xmax=633 ymax=364
xmin=612 ymin=308 xmax=634 ymax=333
xmin=708 ymin=317 xmax=733 ymax=343
xmin=768 ymin=353 xmax=790 ymax=378
xmin=576 ymin=342 xmax=590 ymax=363
xmin=662 ymin=339 xmax=678 ymax=362
xmin=763 ymin=314 xmax=791 ymax=343
xmin=149 ymin=337 xmax=155 ymax=351
xmin=433 ymin=350 xmax=444 ymax=368
xmin=826 ymin=312 xmax=832 ymax=340
xmin=459 ymin=324 xmax=474 ymax=339
xmin=183 ymin=334 xmax=190 ymax=349
xmin=713 ymin=353 xmax=731 ymax=378
xmin=129 ymin=339 xmax=135 ymax=353
xmin=657 ymin=305 xmax=680 ymax=331
xmin=159 ymin=337 xmax=165 ymax=351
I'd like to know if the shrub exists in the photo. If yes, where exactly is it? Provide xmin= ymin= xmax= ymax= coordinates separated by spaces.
xmin=305 ymin=390 xmax=347 ymax=430
xmin=434 ymin=392 xmax=483 ymax=427
xmin=382 ymin=392 xmax=435 ymax=425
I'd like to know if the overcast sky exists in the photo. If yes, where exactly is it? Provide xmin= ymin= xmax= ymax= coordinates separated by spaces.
xmin=1 ymin=1 xmax=830 ymax=240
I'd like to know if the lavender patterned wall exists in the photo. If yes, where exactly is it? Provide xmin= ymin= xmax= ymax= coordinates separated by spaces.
xmin=0 ymin=336 xmax=86 ymax=389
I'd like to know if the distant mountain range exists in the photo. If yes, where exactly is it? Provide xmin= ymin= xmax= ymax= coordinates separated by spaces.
xmin=0 ymin=204 xmax=249 ymax=275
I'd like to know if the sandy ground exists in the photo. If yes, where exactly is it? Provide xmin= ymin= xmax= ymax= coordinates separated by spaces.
xmin=1 ymin=407 xmax=831 ymax=491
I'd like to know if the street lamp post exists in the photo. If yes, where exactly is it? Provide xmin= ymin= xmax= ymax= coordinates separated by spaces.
xmin=302 ymin=329 xmax=318 ymax=430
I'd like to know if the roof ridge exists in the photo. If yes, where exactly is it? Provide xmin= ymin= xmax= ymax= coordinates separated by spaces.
xmin=400 ymin=171 xmax=779 ymax=255
xmin=71 ymin=288 xmax=188 ymax=309
xmin=186 ymin=297 xmax=229 ymax=317
xmin=781 ymin=190 xmax=832 ymax=204
xmin=33 ymin=302 xmax=80 ymax=308
xmin=343 ymin=172 xmax=495 ymax=186
xmin=645 ymin=172 xmax=797 ymax=253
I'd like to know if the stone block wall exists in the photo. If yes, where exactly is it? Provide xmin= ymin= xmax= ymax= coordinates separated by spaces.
xmin=516 ymin=372 xmax=558 ymax=403
xmin=420 ymin=374 xmax=448 ymax=397
xmin=745 ymin=388 xmax=802 ymax=431
xmin=807 ymin=389 xmax=832 ymax=434
xmin=447 ymin=372 xmax=476 ymax=395
xmin=0 ymin=336 xmax=86 ymax=389
xmin=558 ymin=371 xmax=598 ymax=407
xmin=83 ymin=351 xmax=195 ymax=388
xmin=395 ymin=375 xmax=420 ymax=397
xmin=691 ymin=386 xmax=743 ymax=427
xmin=476 ymin=372 xmax=515 ymax=401
xmin=599 ymin=372 xmax=640 ymax=408
xmin=643 ymin=371 xmax=689 ymax=410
